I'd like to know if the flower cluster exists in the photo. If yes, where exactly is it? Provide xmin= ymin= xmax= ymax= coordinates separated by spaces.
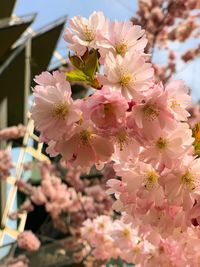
xmin=31 ymin=11 xmax=200 ymax=266
xmin=32 ymin=12 xmax=154 ymax=172
xmin=0 ymin=124 xmax=25 ymax=181
xmin=0 ymin=125 xmax=25 ymax=141
xmin=0 ymin=150 xmax=13 ymax=180
xmin=131 ymin=0 xmax=200 ymax=83
xmin=14 ymin=162 xmax=113 ymax=233
xmin=17 ymin=231 xmax=40 ymax=251
xmin=1 ymin=255 xmax=29 ymax=267
xmin=82 ymin=215 xmax=200 ymax=266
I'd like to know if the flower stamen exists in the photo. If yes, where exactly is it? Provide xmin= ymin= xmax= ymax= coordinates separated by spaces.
xmin=53 ymin=102 xmax=69 ymax=119
xmin=84 ymin=25 xmax=95 ymax=42
xmin=103 ymin=103 xmax=113 ymax=116
xmin=171 ymin=99 xmax=180 ymax=109
xmin=116 ymin=42 xmax=128 ymax=56
xmin=156 ymin=137 xmax=168 ymax=150
xmin=181 ymin=171 xmax=195 ymax=190
xmin=122 ymin=228 xmax=131 ymax=238
xmin=80 ymin=129 xmax=92 ymax=145
xmin=145 ymin=170 xmax=158 ymax=190
xmin=119 ymin=74 xmax=133 ymax=87
xmin=143 ymin=105 xmax=160 ymax=121
xmin=115 ymin=131 xmax=128 ymax=151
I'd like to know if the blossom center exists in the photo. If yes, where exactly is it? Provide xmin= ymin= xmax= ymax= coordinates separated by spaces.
xmin=79 ymin=129 xmax=92 ymax=145
xmin=116 ymin=42 xmax=128 ymax=56
xmin=143 ymin=104 xmax=160 ymax=120
xmin=145 ymin=170 xmax=158 ymax=190
xmin=171 ymin=99 xmax=180 ymax=109
xmin=103 ymin=103 xmax=113 ymax=115
xmin=53 ymin=102 xmax=69 ymax=119
xmin=181 ymin=171 xmax=195 ymax=190
xmin=115 ymin=131 xmax=128 ymax=151
xmin=156 ymin=137 xmax=168 ymax=150
xmin=122 ymin=228 xmax=131 ymax=237
xmin=98 ymin=222 xmax=105 ymax=229
xmin=84 ymin=25 xmax=95 ymax=42
xmin=132 ymin=246 xmax=141 ymax=254
xmin=119 ymin=74 xmax=133 ymax=87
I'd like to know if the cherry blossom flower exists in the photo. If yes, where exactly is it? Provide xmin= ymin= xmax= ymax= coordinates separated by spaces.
xmin=166 ymin=80 xmax=191 ymax=121
xmin=99 ymin=52 xmax=154 ymax=100
xmin=141 ymin=123 xmax=194 ymax=168
xmin=17 ymin=231 xmax=40 ymax=251
xmin=84 ymin=86 xmax=128 ymax=130
xmin=132 ymin=83 xmax=174 ymax=139
xmin=6 ymin=255 xmax=29 ymax=267
xmin=32 ymin=71 xmax=81 ymax=140
xmin=97 ymin=21 xmax=147 ymax=59
xmin=0 ymin=124 xmax=25 ymax=141
xmin=56 ymin=121 xmax=114 ymax=170
xmin=64 ymin=11 xmax=108 ymax=55
xmin=0 ymin=150 xmax=13 ymax=180
xmin=165 ymin=156 xmax=200 ymax=209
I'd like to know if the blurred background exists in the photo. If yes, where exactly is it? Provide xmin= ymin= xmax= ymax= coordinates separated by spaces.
xmin=0 ymin=0 xmax=200 ymax=266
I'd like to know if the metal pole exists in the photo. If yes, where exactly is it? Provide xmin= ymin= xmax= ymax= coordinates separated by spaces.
xmin=0 ymin=98 xmax=8 ymax=224
xmin=24 ymin=36 xmax=31 ymax=125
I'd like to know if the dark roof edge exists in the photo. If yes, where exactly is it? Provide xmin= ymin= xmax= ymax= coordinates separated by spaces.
xmin=0 ymin=41 xmax=26 ymax=75
xmin=14 ymin=14 xmax=67 ymax=49
xmin=0 ymin=13 xmax=37 ymax=29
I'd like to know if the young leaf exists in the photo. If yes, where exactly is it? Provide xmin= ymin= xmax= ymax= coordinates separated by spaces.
xmin=83 ymin=49 xmax=99 ymax=78
xmin=90 ymin=78 xmax=102 ymax=89
xmin=66 ymin=69 xmax=89 ymax=82
xmin=66 ymin=49 xmax=100 ymax=88
xmin=192 ymin=122 xmax=200 ymax=155
xmin=69 ymin=52 xmax=85 ymax=70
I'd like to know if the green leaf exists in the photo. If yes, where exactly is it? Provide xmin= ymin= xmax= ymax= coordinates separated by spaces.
xmin=66 ymin=69 xmax=90 ymax=82
xmin=83 ymin=49 xmax=99 ymax=78
xmin=192 ymin=122 xmax=200 ymax=155
xmin=69 ymin=52 xmax=85 ymax=70
xmin=66 ymin=49 xmax=100 ymax=88
xmin=106 ymin=258 xmax=123 ymax=267
xmin=106 ymin=258 xmax=135 ymax=267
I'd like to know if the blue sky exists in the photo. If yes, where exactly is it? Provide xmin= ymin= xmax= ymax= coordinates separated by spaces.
xmin=15 ymin=0 xmax=136 ymax=27
xmin=14 ymin=0 xmax=200 ymax=101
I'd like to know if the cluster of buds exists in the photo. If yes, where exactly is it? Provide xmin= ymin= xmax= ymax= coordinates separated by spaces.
xmin=14 ymin=162 xmax=113 ymax=233
xmin=131 ymin=0 xmax=200 ymax=83
xmin=0 ymin=150 xmax=13 ymax=180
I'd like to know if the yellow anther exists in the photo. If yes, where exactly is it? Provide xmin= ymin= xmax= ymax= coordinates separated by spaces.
xmin=53 ymin=102 xmax=69 ymax=119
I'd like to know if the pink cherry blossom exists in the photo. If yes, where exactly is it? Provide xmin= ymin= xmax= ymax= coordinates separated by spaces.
xmin=165 ymin=156 xmax=200 ymax=209
xmin=17 ymin=231 xmax=40 ymax=251
xmin=30 ymin=186 xmax=47 ymax=205
xmin=99 ymin=52 xmax=154 ymax=100
xmin=29 ymin=11 xmax=200 ymax=267
xmin=32 ymin=71 xmax=81 ymax=140
xmin=166 ymin=80 xmax=191 ymax=121
xmin=0 ymin=124 xmax=25 ymax=141
xmin=141 ymin=122 xmax=194 ymax=168
xmin=0 ymin=150 xmax=13 ymax=180
xmin=97 ymin=21 xmax=147 ymax=59
xmin=6 ymin=255 xmax=29 ymax=267
xmin=84 ymin=86 xmax=128 ymax=130
xmin=56 ymin=121 xmax=114 ymax=171
xmin=64 ymin=11 xmax=108 ymax=55
xmin=132 ymin=83 xmax=174 ymax=139
xmin=34 ymin=70 xmax=67 ymax=86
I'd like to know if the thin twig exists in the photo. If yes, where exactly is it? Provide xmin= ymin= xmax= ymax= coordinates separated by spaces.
xmin=151 ymin=1 xmax=175 ymax=60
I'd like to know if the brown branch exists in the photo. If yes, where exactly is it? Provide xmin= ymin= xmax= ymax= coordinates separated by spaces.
xmin=150 ymin=1 xmax=176 ymax=60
